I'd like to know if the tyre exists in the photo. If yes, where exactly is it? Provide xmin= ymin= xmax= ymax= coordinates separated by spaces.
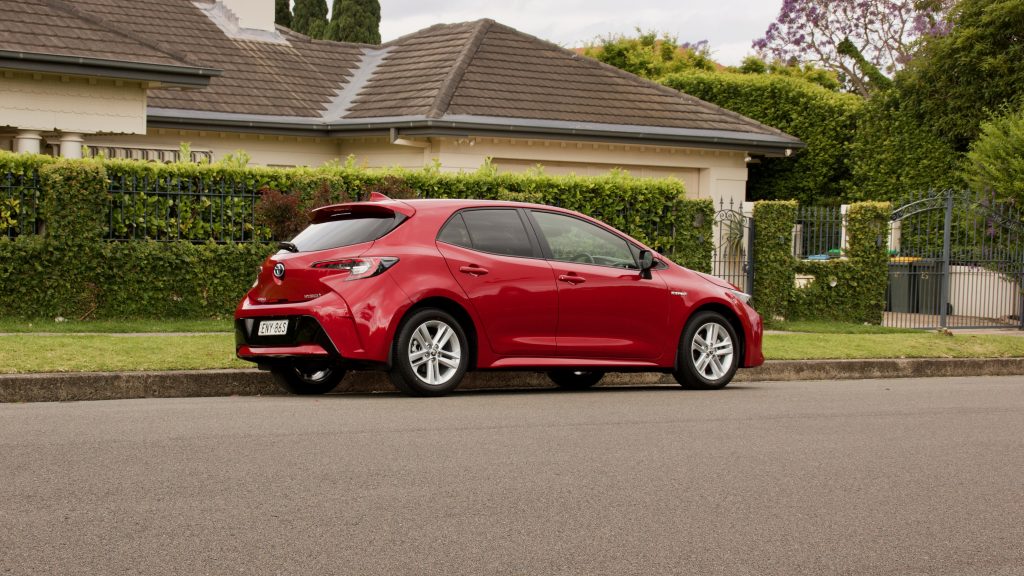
xmin=271 ymin=364 xmax=347 ymax=395
xmin=673 ymin=311 xmax=739 ymax=390
xmin=389 ymin=308 xmax=469 ymax=396
xmin=547 ymin=370 xmax=605 ymax=390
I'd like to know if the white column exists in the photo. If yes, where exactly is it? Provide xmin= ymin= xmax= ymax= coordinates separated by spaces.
xmin=58 ymin=133 xmax=85 ymax=159
xmin=14 ymin=130 xmax=42 ymax=154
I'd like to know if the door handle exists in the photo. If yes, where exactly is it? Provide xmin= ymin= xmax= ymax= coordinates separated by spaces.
xmin=459 ymin=265 xmax=489 ymax=276
xmin=558 ymin=274 xmax=586 ymax=285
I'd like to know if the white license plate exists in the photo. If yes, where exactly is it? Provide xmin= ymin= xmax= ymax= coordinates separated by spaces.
xmin=257 ymin=319 xmax=289 ymax=336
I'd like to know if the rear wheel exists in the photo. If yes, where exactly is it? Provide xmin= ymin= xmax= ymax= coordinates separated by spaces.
xmin=389 ymin=309 xmax=469 ymax=396
xmin=271 ymin=365 xmax=347 ymax=395
xmin=673 ymin=311 xmax=739 ymax=390
xmin=547 ymin=370 xmax=605 ymax=390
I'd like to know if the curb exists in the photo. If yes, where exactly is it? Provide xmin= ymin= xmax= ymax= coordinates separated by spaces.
xmin=2 ymin=357 xmax=1023 ymax=403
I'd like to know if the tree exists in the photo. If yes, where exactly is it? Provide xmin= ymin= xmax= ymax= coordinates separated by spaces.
xmin=896 ymin=0 xmax=1024 ymax=151
xmin=581 ymin=30 xmax=715 ymax=80
xmin=291 ymin=0 xmax=328 ymax=38
xmin=753 ymin=0 xmax=953 ymax=97
xmin=735 ymin=55 xmax=842 ymax=92
xmin=964 ymin=105 xmax=1024 ymax=203
xmin=327 ymin=0 xmax=381 ymax=44
xmin=275 ymin=0 xmax=291 ymax=28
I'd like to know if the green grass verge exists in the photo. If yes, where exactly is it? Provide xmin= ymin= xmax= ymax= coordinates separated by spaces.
xmin=764 ymin=320 xmax=919 ymax=334
xmin=764 ymin=333 xmax=1024 ymax=360
xmin=0 ymin=335 xmax=246 ymax=373
xmin=0 ymin=318 xmax=233 ymax=333
xmin=2 ymin=332 xmax=1024 ymax=374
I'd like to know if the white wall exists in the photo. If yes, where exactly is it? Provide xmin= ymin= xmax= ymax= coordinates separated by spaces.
xmin=0 ymin=71 xmax=146 ymax=134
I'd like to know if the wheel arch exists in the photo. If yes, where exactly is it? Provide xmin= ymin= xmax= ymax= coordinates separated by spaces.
xmin=675 ymin=302 xmax=745 ymax=372
xmin=389 ymin=296 xmax=479 ymax=370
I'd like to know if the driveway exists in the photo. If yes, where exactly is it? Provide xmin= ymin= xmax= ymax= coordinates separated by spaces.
xmin=2 ymin=377 xmax=1022 ymax=575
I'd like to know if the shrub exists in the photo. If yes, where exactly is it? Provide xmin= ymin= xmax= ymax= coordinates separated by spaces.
xmin=964 ymin=105 xmax=1024 ymax=204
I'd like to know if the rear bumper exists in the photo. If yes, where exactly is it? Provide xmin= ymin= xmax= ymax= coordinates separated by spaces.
xmin=237 ymin=344 xmax=331 ymax=360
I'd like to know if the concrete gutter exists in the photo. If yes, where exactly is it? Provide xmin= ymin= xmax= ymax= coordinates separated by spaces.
xmin=2 ymin=358 xmax=1023 ymax=403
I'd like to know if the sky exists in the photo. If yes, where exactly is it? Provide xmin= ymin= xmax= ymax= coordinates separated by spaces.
xmin=375 ymin=0 xmax=785 ymax=66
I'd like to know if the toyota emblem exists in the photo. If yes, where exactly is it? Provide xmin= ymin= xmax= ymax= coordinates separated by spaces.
xmin=273 ymin=262 xmax=286 ymax=279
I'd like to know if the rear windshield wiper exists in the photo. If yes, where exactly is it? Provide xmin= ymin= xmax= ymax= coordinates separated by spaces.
xmin=277 ymin=241 xmax=299 ymax=253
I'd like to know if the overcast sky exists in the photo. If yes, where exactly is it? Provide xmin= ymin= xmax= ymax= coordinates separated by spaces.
xmin=375 ymin=0 xmax=784 ymax=66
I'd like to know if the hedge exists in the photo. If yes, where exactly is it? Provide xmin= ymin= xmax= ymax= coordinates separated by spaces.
xmin=0 ymin=154 xmax=713 ymax=319
xmin=787 ymin=202 xmax=891 ymax=323
xmin=751 ymin=200 xmax=798 ymax=319
xmin=661 ymin=71 xmax=863 ymax=205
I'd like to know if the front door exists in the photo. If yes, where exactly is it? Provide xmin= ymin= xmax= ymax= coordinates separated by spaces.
xmin=529 ymin=210 xmax=670 ymax=360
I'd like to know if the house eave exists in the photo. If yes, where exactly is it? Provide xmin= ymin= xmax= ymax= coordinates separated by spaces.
xmin=0 ymin=50 xmax=221 ymax=88
xmin=146 ymin=109 xmax=805 ymax=156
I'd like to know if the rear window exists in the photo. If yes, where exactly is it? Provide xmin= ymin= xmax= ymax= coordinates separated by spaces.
xmin=288 ymin=213 xmax=402 ymax=252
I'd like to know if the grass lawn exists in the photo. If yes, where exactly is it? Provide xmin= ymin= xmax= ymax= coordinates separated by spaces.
xmin=1 ymin=328 xmax=1024 ymax=373
xmin=0 ymin=318 xmax=233 ymax=333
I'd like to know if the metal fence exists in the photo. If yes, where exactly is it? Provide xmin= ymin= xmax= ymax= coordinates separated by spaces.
xmin=107 ymin=173 xmax=265 ymax=243
xmin=1 ymin=170 xmax=41 ymax=239
xmin=711 ymin=198 xmax=754 ymax=293
xmin=794 ymin=205 xmax=844 ymax=260
xmin=886 ymin=189 xmax=1024 ymax=329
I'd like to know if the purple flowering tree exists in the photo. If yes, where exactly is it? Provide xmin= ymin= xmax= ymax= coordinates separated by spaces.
xmin=753 ymin=0 xmax=952 ymax=97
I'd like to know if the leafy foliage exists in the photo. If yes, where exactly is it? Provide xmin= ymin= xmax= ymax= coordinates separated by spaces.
xmin=845 ymin=89 xmax=963 ymax=201
xmin=662 ymin=72 xmax=862 ymax=204
xmin=735 ymin=55 xmax=842 ymax=91
xmin=964 ymin=105 xmax=1024 ymax=203
xmin=896 ymin=0 xmax=1024 ymax=151
xmin=789 ymin=202 xmax=891 ymax=323
xmin=327 ymin=0 xmax=380 ymax=44
xmin=254 ymin=187 xmax=308 ymax=240
xmin=291 ymin=0 xmax=328 ymax=38
xmin=752 ymin=201 xmax=798 ymax=319
xmin=754 ymin=0 xmax=953 ymax=96
xmin=581 ymin=30 xmax=715 ymax=79
xmin=275 ymin=0 xmax=292 ymax=28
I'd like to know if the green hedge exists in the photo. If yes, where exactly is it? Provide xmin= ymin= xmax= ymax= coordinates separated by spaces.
xmin=0 ymin=155 xmax=713 ymax=319
xmin=752 ymin=201 xmax=890 ymax=323
xmin=751 ymin=201 xmax=797 ymax=319
xmin=661 ymin=72 xmax=863 ymax=205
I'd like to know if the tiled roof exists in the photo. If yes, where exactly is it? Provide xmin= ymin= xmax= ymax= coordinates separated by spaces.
xmin=0 ymin=1 xmax=800 ymax=147
xmin=65 ymin=0 xmax=364 ymax=118
xmin=0 ymin=0 xmax=195 ymax=68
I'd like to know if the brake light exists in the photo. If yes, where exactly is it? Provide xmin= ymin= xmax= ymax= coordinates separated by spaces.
xmin=310 ymin=257 xmax=399 ymax=280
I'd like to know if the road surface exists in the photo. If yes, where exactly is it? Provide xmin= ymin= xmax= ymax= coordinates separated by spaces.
xmin=2 ymin=376 xmax=1023 ymax=575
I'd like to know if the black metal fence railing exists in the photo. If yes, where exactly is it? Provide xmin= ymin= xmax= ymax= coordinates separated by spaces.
xmin=106 ymin=173 xmax=266 ymax=243
xmin=794 ymin=205 xmax=845 ymax=260
xmin=1 ymin=170 xmax=42 ymax=239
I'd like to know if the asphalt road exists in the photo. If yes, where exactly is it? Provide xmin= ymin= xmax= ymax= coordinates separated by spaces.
xmin=2 ymin=377 xmax=1023 ymax=576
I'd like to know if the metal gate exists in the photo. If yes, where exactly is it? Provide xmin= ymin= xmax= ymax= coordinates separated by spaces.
xmin=711 ymin=198 xmax=755 ymax=294
xmin=886 ymin=189 xmax=1024 ymax=329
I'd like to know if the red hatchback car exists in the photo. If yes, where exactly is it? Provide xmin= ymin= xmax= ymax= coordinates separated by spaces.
xmin=235 ymin=193 xmax=763 ymax=396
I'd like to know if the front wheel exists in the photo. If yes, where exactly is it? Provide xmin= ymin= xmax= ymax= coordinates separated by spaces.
xmin=673 ymin=311 xmax=739 ymax=390
xmin=548 ymin=370 xmax=605 ymax=390
xmin=389 ymin=309 xmax=469 ymax=396
xmin=271 ymin=365 xmax=347 ymax=395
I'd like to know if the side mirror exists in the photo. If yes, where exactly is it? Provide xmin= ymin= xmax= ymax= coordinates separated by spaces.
xmin=639 ymin=250 xmax=655 ymax=280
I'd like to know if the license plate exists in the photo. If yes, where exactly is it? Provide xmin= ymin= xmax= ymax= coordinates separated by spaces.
xmin=257 ymin=319 xmax=288 ymax=336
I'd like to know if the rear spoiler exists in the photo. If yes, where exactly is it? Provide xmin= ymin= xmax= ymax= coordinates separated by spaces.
xmin=309 ymin=193 xmax=416 ymax=223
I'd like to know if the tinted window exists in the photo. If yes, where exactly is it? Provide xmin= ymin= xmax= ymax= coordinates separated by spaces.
xmin=289 ymin=214 xmax=401 ymax=252
xmin=436 ymin=213 xmax=472 ymax=248
xmin=531 ymin=211 xmax=637 ymax=268
xmin=461 ymin=209 xmax=534 ymax=257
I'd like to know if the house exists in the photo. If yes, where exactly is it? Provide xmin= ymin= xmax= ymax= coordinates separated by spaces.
xmin=0 ymin=0 xmax=803 ymax=205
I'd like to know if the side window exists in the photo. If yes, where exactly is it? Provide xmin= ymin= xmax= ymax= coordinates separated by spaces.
xmin=531 ymin=211 xmax=637 ymax=269
xmin=437 ymin=213 xmax=472 ymax=248
xmin=460 ymin=209 xmax=535 ymax=257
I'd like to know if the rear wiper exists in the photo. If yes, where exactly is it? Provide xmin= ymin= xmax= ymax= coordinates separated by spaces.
xmin=277 ymin=241 xmax=299 ymax=253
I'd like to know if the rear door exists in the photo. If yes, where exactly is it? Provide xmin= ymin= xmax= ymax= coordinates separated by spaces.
xmin=436 ymin=208 xmax=558 ymax=356
xmin=528 ymin=210 xmax=670 ymax=360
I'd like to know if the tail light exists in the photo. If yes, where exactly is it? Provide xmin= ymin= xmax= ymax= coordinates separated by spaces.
xmin=310 ymin=257 xmax=399 ymax=281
